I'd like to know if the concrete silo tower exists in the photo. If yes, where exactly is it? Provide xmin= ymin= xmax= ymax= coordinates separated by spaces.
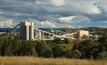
xmin=20 ymin=21 xmax=34 ymax=40
xmin=29 ymin=22 xmax=34 ymax=40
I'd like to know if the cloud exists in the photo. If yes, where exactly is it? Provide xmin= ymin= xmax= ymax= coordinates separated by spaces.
xmin=71 ymin=15 xmax=91 ymax=23
xmin=29 ymin=19 xmax=57 ymax=28
xmin=87 ymin=5 xmax=101 ymax=14
xmin=27 ymin=19 xmax=84 ymax=28
xmin=59 ymin=15 xmax=91 ymax=24
xmin=103 ymin=21 xmax=107 ymax=23
xmin=0 ymin=0 xmax=106 ymax=28
xmin=0 ymin=11 xmax=5 ymax=14
xmin=40 ymin=21 xmax=56 ymax=28
xmin=51 ymin=0 xmax=65 ymax=6
xmin=65 ymin=0 xmax=101 ymax=15
xmin=0 ymin=19 xmax=13 ymax=28
xmin=0 ymin=0 xmax=101 ymax=17
xmin=59 ymin=16 xmax=76 ymax=23
xmin=36 ymin=0 xmax=65 ymax=6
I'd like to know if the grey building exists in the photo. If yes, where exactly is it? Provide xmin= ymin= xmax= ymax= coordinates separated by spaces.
xmin=20 ymin=21 xmax=34 ymax=40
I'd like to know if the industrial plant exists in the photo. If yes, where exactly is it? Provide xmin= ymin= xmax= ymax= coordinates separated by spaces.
xmin=0 ymin=21 xmax=90 ymax=40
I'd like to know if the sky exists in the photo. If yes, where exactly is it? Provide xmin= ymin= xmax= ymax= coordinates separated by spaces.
xmin=0 ymin=0 xmax=107 ymax=28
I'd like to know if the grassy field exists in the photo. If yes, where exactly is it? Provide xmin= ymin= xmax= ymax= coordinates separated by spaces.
xmin=0 ymin=56 xmax=107 ymax=65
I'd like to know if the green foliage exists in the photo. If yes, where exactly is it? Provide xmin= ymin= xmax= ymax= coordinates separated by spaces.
xmin=0 ymin=34 xmax=107 ymax=60
xmin=35 ymin=41 xmax=53 ymax=57
xmin=98 ymin=33 xmax=107 ymax=51
xmin=0 ymin=37 xmax=37 ymax=56
xmin=72 ymin=39 xmax=99 ymax=59
xmin=0 ymin=37 xmax=14 ymax=56
xmin=84 ymin=27 xmax=107 ymax=35
xmin=17 ymin=41 xmax=37 ymax=56
xmin=72 ymin=50 xmax=82 ymax=59
xmin=97 ymin=51 xmax=107 ymax=60
xmin=53 ymin=38 xmax=69 ymax=44
xmin=52 ymin=44 xmax=72 ymax=58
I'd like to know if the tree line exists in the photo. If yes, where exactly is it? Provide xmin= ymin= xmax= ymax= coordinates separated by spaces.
xmin=0 ymin=34 xmax=107 ymax=60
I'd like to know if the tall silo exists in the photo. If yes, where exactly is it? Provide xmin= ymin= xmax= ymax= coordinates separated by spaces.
xmin=20 ymin=21 xmax=30 ymax=40
xmin=29 ymin=22 xmax=34 ymax=40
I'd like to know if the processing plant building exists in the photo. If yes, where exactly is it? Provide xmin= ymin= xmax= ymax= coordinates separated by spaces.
xmin=20 ymin=21 xmax=34 ymax=40
xmin=4 ymin=21 xmax=90 ymax=41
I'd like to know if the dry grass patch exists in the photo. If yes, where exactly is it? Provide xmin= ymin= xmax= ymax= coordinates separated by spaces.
xmin=0 ymin=56 xmax=107 ymax=65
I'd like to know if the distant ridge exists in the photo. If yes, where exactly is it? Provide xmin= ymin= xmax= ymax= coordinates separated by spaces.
xmin=0 ymin=28 xmax=20 ymax=32
xmin=0 ymin=27 xmax=107 ymax=32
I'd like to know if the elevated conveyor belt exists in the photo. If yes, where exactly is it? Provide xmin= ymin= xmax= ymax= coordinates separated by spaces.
xmin=9 ymin=23 xmax=20 ymax=32
xmin=34 ymin=28 xmax=67 ymax=38
xmin=2 ymin=23 xmax=20 ymax=36
xmin=2 ymin=23 xmax=71 ymax=39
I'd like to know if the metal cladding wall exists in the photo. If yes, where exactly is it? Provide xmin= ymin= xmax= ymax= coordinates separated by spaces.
xmin=20 ymin=25 xmax=26 ymax=40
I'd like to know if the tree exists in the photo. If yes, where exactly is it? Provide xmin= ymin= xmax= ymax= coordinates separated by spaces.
xmin=17 ymin=41 xmax=37 ymax=56
xmin=0 ymin=37 xmax=13 ymax=56
xmin=52 ymin=45 xmax=69 ymax=57
xmin=72 ymin=39 xmax=98 ymax=59
xmin=35 ymin=41 xmax=53 ymax=57
xmin=97 ymin=51 xmax=107 ymax=60
xmin=98 ymin=33 xmax=107 ymax=51
xmin=71 ymin=50 xmax=82 ymax=59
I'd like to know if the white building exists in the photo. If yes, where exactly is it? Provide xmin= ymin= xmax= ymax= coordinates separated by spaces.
xmin=76 ymin=30 xmax=89 ymax=39
xmin=34 ymin=30 xmax=42 ymax=40
xmin=20 ymin=21 xmax=34 ymax=40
